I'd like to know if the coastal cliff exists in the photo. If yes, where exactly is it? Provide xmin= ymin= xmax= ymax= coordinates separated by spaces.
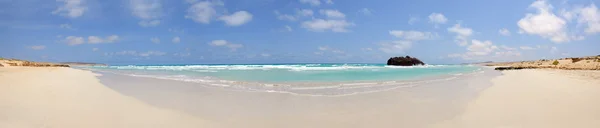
xmin=387 ymin=56 xmax=425 ymax=66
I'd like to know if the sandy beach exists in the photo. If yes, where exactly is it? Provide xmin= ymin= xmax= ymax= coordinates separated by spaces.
xmin=0 ymin=67 xmax=214 ymax=128
xmin=1 ymin=67 xmax=600 ymax=128
xmin=434 ymin=69 xmax=600 ymax=128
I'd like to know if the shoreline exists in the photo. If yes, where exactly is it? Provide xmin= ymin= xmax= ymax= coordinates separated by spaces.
xmin=87 ymin=66 xmax=495 ymax=97
xmin=2 ymin=67 xmax=599 ymax=127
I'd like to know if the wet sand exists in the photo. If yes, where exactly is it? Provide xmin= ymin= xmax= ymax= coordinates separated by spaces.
xmin=96 ymin=67 xmax=498 ymax=128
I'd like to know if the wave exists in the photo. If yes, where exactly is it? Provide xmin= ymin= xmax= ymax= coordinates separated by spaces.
xmin=84 ymin=66 xmax=489 ymax=97
xmin=95 ymin=64 xmax=456 ymax=72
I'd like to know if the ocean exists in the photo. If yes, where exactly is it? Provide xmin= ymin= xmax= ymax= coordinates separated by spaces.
xmin=82 ymin=64 xmax=486 ymax=96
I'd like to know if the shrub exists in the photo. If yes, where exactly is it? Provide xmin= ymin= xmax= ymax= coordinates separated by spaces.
xmin=552 ymin=60 xmax=560 ymax=65
xmin=572 ymin=58 xmax=583 ymax=63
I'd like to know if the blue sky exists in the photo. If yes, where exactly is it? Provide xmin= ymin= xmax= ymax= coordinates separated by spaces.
xmin=1 ymin=0 xmax=599 ymax=65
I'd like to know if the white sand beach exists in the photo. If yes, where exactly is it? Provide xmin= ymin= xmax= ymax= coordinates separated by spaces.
xmin=434 ymin=69 xmax=600 ymax=128
xmin=1 ymin=67 xmax=600 ymax=128
xmin=0 ymin=67 xmax=214 ymax=128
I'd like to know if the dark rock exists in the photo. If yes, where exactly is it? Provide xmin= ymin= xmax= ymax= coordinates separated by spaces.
xmin=387 ymin=56 xmax=425 ymax=66
xmin=494 ymin=66 xmax=537 ymax=71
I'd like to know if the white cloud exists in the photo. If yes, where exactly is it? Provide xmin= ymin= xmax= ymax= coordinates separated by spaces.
xmin=114 ymin=50 xmax=138 ymax=56
xmin=408 ymin=16 xmax=419 ymax=25
xmin=499 ymin=28 xmax=511 ymax=36
xmin=130 ymin=0 xmax=163 ymax=27
xmin=316 ymin=46 xmax=345 ymax=55
xmin=447 ymin=24 xmax=473 ymax=46
xmin=518 ymin=0 xmax=570 ymax=43
xmin=88 ymin=35 xmax=119 ymax=44
xmin=359 ymin=8 xmax=372 ymax=15
xmin=64 ymin=36 xmax=85 ymax=45
xmin=110 ymin=50 xmax=166 ymax=57
xmin=319 ymin=9 xmax=345 ymax=18
xmin=332 ymin=50 xmax=344 ymax=54
xmin=173 ymin=52 xmax=191 ymax=57
xmin=261 ymin=53 xmax=271 ymax=57
xmin=30 ymin=45 xmax=46 ymax=50
xmin=209 ymin=40 xmax=244 ymax=51
xmin=495 ymin=51 xmax=522 ymax=57
xmin=138 ymin=51 xmax=166 ymax=56
xmin=172 ymin=37 xmax=180 ymax=43
xmin=428 ymin=13 xmax=448 ymax=25
xmin=138 ymin=20 xmax=161 ymax=27
xmin=520 ymin=46 xmax=535 ymax=50
xmin=218 ymin=11 xmax=253 ymax=26
xmin=106 ymin=35 xmax=119 ymax=42
xmin=448 ymin=39 xmax=521 ymax=61
xmin=285 ymin=25 xmax=293 ymax=31
xmin=92 ymin=48 xmax=99 ymax=51
xmin=324 ymin=0 xmax=333 ymax=4
xmin=185 ymin=1 xmax=218 ymax=24
xmin=578 ymin=4 xmax=600 ymax=34
xmin=299 ymin=0 xmax=321 ymax=6
xmin=88 ymin=36 xmax=103 ymax=44
xmin=52 ymin=0 xmax=87 ymax=18
xmin=467 ymin=39 xmax=498 ymax=56
xmin=551 ymin=46 xmax=558 ymax=54
xmin=210 ymin=40 xmax=228 ymax=46
xmin=274 ymin=9 xmax=314 ymax=22
xmin=379 ymin=40 xmax=412 ymax=54
xmin=297 ymin=9 xmax=314 ymax=17
xmin=499 ymin=45 xmax=516 ymax=51
xmin=318 ymin=46 xmax=329 ymax=51
xmin=389 ymin=30 xmax=437 ymax=41
xmin=301 ymin=19 xmax=354 ymax=32
xmin=60 ymin=24 xmax=73 ymax=29
xmin=274 ymin=11 xmax=298 ymax=21
xmin=150 ymin=37 xmax=160 ymax=44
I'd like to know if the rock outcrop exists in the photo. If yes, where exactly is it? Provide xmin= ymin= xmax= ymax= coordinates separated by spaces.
xmin=387 ymin=56 xmax=425 ymax=66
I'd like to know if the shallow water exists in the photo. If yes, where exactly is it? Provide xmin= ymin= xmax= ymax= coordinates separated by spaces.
xmin=81 ymin=64 xmax=483 ymax=96
xmin=94 ymin=66 xmax=501 ymax=128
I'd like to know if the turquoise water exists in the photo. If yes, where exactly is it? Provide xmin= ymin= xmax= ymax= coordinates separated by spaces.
xmin=84 ymin=64 xmax=486 ymax=96
xmin=85 ymin=64 xmax=480 ymax=83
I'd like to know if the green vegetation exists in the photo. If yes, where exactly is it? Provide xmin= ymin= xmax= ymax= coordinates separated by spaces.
xmin=552 ymin=60 xmax=560 ymax=65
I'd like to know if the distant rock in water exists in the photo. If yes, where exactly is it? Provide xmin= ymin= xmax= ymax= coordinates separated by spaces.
xmin=387 ymin=56 xmax=425 ymax=66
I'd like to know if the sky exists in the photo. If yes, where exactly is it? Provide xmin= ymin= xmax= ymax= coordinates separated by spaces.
xmin=1 ymin=0 xmax=599 ymax=65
